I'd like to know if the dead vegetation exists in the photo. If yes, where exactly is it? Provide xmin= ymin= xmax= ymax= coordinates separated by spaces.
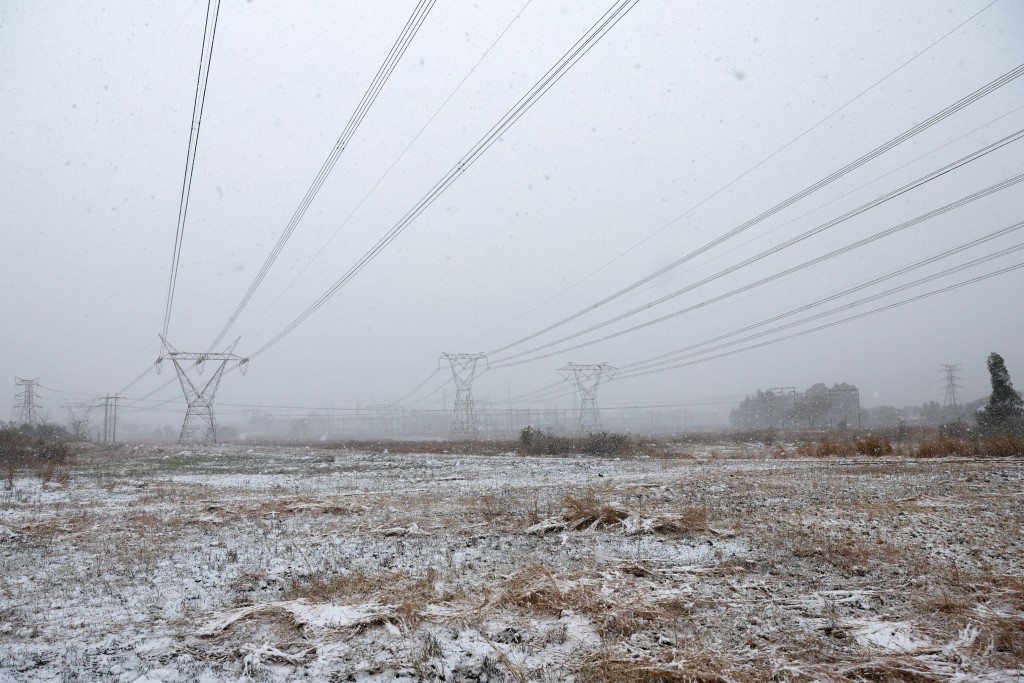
xmin=796 ymin=434 xmax=895 ymax=457
xmin=517 ymin=426 xmax=657 ymax=456
xmin=525 ymin=491 xmax=710 ymax=537
xmin=1 ymin=425 xmax=75 ymax=487
xmin=788 ymin=432 xmax=1024 ymax=458
xmin=499 ymin=565 xmax=567 ymax=613
xmin=2 ymin=443 xmax=1022 ymax=681
xmin=914 ymin=435 xmax=1024 ymax=457
xmin=575 ymin=655 xmax=740 ymax=683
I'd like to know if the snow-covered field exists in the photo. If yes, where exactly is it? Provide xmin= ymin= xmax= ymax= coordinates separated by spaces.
xmin=1 ymin=444 xmax=1022 ymax=681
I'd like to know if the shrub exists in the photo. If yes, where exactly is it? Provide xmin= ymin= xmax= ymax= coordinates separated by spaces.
xmin=518 ymin=426 xmax=575 ymax=455
xmin=581 ymin=431 xmax=629 ymax=455
xmin=795 ymin=435 xmax=893 ymax=457
xmin=0 ymin=426 xmax=34 ymax=467
xmin=0 ymin=424 xmax=75 ymax=484
xmin=518 ymin=427 xmax=635 ymax=456
xmin=796 ymin=438 xmax=855 ymax=457
xmin=915 ymin=436 xmax=1024 ymax=458
xmin=855 ymin=435 xmax=893 ymax=456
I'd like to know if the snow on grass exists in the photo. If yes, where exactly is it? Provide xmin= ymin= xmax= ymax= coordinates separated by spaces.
xmin=194 ymin=599 xmax=393 ymax=636
xmin=1 ymin=442 xmax=1021 ymax=680
xmin=854 ymin=618 xmax=932 ymax=653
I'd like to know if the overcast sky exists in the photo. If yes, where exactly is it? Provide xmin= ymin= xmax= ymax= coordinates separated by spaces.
xmin=2 ymin=0 xmax=1023 ymax=427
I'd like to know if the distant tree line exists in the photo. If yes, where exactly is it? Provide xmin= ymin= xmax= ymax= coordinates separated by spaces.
xmin=730 ymin=383 xmax=859 ymax=430
xmin=731 ymin=352 xmax=1023 ymax=435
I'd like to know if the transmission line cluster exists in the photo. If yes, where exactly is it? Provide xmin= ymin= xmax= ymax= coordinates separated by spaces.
xmin=410 ymin=60 xmax=1023 ymax=427
xmin=82 ymin=0 xmax=1020 ymax=440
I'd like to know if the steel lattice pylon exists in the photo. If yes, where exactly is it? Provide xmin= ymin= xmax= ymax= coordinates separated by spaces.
xmin=440 ymin=353 xmax=487 ymax=437
xmin=158 ymin=336 xmax=249 ymax=444
xmin=941 ymin=363 xmax=964 ymax=420
xmin=65 ymin=402 xmax=93 ymax=441
xmin=560 ymin=363 xmax=614 ymax=436
xmin=14 ymin=377 xmax=41 ymax=425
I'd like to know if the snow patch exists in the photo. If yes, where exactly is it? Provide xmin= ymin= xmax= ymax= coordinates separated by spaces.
xmin=855 ymin=619 xmax=931 ymax=653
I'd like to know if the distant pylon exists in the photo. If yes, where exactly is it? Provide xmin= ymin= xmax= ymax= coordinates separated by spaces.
xmin=941 ymin=363 xmax=963 ymax=420
xmin=440 ymin=353 xmax=487 ymax=437
xmin=560 ymin=363 xmax=614 ymax=436
xmin=101 ymin=394 xmax=120 ymax=444
xmin=14 ymin=377 xmax=41 ymax=425
xmin=158 ymin=336 xmax=249 ymax=444
xmin=65 ymin=402 xmax=93 ymax=441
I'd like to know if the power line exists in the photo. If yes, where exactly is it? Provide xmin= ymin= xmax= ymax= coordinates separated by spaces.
xmin=246 ymin=0 xmax=641 ymax=359
xmin=239 ymin=0 xmax=536 ymax=340
xmin=619 ymin=223 xmax=1024 ymax=373
xmin=615 ymin=262 xmax=1024 ymax=381
xmin=470 ymin=0 xmax=1004 ymax=345
xmin=488 ymin=62 xmax=1024 ymax=356
xmin=622 ymin=239 xmax=1024 ymax=376
xmin=119 ymin=365 xmax=155 ymax=395
xmin=401 ymin=376 xmax=453 ymax=407
xmin=394 ymin=368 xmax=442 ymax=405
xmin=161 ymin=0 xmax=222 ymax=340
xmin=490 ymin=147 xmax=1024 ymax=367
xmin=208 ymin=0 xmax=438 ymax=350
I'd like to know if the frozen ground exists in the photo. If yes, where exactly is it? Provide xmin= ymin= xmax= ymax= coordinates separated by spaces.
xmin=1 ymin=444 xmax=1022 ymax=681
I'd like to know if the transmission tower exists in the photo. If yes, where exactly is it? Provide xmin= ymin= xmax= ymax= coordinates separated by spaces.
xmin=941 ymin=363 xmax=964 ymax=420
xmin=440 ymin=353 xmax=487 ymax=437
xmin=14 ymin=377 xmax=41 ymax=425
xmin=560 ymin=363 xmax=614 ymax=436
xmin=158 ymin=336 xmax=249 ymax=444
xmin=65 ymin=402 xmax=93 ymax=441
xmin=101 ymin=394 xmax=120 ymax=444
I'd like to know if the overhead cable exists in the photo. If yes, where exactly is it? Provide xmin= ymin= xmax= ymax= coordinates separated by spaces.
xmin=622 ymin=227 xmax=1024 ymax=374
xmin=208 ymin=0 xmax=438 ymax=349
xmin=488 ymin=62 xmax=1024 ymax=355
xmin=247 ymin=0 xmax=642 ymax=359
xmin=240 ymin=0 xmax=536 ymax=339
xmin=471 ymin=0 xmax=1004 ymax=345
xmin=491 ymin=142 xmax=1024 ymax=367
xmin=161 ymin=0 xmax=222 ymax=340
xmin=615 ymin=263 xmax=1024 ymax=380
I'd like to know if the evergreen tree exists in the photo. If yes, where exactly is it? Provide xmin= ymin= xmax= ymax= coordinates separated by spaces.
xmin=977 ymin=352 xmax=1024 ymax=435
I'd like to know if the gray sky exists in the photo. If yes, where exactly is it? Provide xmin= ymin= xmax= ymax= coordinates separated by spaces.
xmin=2 ymin=0 xmax=1023 ymax=426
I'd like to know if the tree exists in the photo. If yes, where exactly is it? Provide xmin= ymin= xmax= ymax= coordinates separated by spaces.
xmin=976 ymin=352 xmax=1024 ymax=435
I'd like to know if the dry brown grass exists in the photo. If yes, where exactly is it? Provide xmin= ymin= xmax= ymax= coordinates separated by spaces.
xmin=984 ymin=614 xmax=1024 ymax=659
xmin=643 ymin=507 xmax=709 ymax=535
xmin=914 ymin=435 xmax=1024 ymax=458
xmin=576 ymin=653 xmax=747 ymax=683
xmin=839 ymin=660 xmax=943 ymax=682
xmin=919 ymin=590 xmax=972 ymax=616
xmin=856 ymin=434 xmax=894 ymax=456
xmin=284 ymin=568 xmax=440 ymax=626
xmin=778 ymin=522 xmax=906 ymax=574
xmin=526 ymin=492 xmax=712 ymax=537
xmin=563 ymin=494 xmax=630 ymax=530
xmin=498 ymin=565 xmax=683 ymax=639
xmin=796 ymin=435 xmax=896 ymax=457
xmin=499 ymin=565 xmax=567 ymax=613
